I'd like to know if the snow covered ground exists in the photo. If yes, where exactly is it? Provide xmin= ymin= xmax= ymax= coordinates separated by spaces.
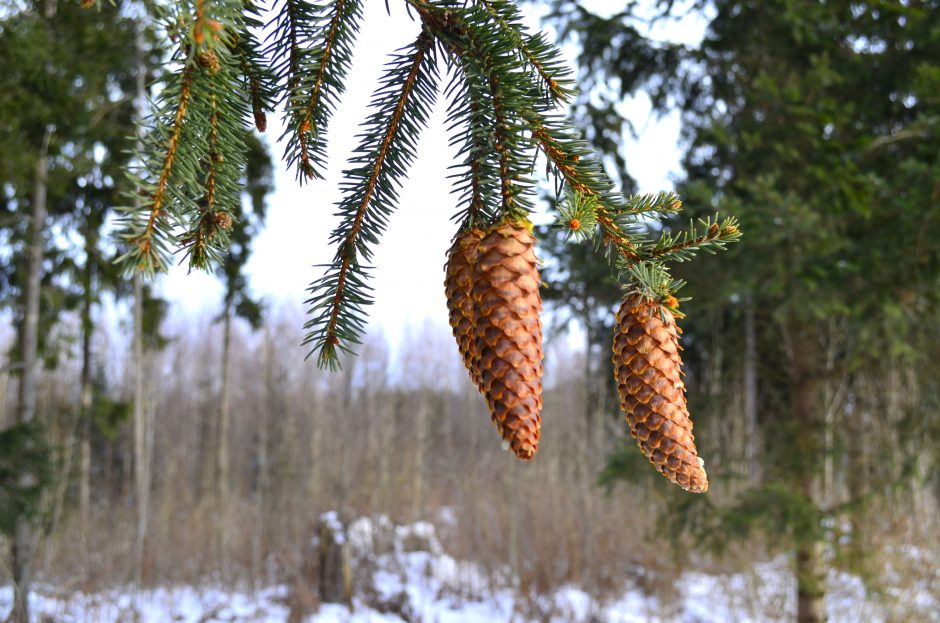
xmin=2 ymin=516 xmax=938 ymax=622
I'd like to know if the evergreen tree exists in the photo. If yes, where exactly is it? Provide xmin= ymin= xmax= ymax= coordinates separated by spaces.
xmin=550 ymin=1 xmax=940 ymax=620
xmin=213 ymin=133 xmax=272 ymax=520
xmin=0 ymin=1 xmax=146 ymax=617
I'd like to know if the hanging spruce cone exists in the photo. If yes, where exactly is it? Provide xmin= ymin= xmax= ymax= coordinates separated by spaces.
xmin=444 ymin=227 xmax=484 ymax=390
xmin=473 ymin=220 xmax=543 ymax=460
xmin=612 ymin=295 xmax=708 ymax=492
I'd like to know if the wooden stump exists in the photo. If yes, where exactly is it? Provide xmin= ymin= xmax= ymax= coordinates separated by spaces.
xmin=318 ymin=512 xmax=352 ymax=604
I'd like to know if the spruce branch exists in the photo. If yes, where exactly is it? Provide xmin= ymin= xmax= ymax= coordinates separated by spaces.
xmin=303 ymin=30 xmax=439 ymax=369
xmin=235 ymin=1 xmax=276 ymax=132
xmin=297 ymin=0 xmax=351 ymax=170
xmin=555 ymin=187 xmax=598 ymax=242
xmin=114 ymin=0 xmax=743 ymax=374
xmin=531 ymin=118 xmax=639 ymax=262
xmin=119 ymin=62 xmax=196 ymax=275
xmin=418 ymin=0 xmax=539 ymax=219
xmin=443 ymin=55 xmax=500 ymax=227
xmin=118 ymin=0 xmax=251 ymax=276
xmin=476 ymin=0 xmax=575 ymax=105
xmin=178 ymin=28 xmax=251 ymax=271
xmin=623 ymin=261 xmax=688 ymax=318
xmin=623 ymin=191 xmax=683 ymax=216
xmin=267 ymin=0 xmax=363 ymax=182
xmin=415 ymin=0 xmax=640 ymax=259
xmin=490 ymin=72 xmax=516 ymax=214
xmin=649 ymin=215 xmax=742 ymax=262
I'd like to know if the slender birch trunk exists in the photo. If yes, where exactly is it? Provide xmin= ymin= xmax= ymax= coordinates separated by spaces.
xmin=130 ymin=18 xmax=152 ymax=587
xmin=10 ymin=127 xmax=52 ymax=623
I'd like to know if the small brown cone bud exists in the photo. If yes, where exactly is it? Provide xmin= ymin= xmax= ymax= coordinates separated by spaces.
xmin=213 ymin=211 xmax=233 ymax=231
xmin=197 ymin=51 xmax=221 ymax=74
xmin=254 ymin=107 xmax=267 ymax=133
xmin=613 ymin=295 xmax=708 ymax=492
xmin=444 ymin=228 xmax=484 ymax=390
xmin=474 ymin=221 xmax=543 ymax=460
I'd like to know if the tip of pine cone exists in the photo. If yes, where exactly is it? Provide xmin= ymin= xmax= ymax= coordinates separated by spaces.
xmin=680 ymin=457 xmax=708 ymax=493
xmin=501 ymin=439 xmax=537 ymax=461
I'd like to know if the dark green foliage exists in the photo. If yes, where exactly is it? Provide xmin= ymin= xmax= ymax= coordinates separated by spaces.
xmin=0 ymin=423 xmax=53 ymax=538
xmin=548 ymin=0 xmax=940 ymax=584
xmin=92 ymin=396 xmax=132 ymax=443
xmin=0 ymin=0 xmax=143 ymax=345
xmin=141 ymin=283 xmax=170 ymax=351
xmin=116 ymin=0 xmax=254 ymax=275
xmin=597 ymin=439 xmax=656 ymax=491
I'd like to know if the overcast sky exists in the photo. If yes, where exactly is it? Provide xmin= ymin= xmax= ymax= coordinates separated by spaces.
xmin=158 ymin=1 xmax=707 ymax=356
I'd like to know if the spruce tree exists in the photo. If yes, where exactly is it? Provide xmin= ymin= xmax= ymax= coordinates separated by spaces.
xmin=1 ymin=1 xmax=146 ymax=618
xmin=551 ymin=1 xmax=940 ymax=620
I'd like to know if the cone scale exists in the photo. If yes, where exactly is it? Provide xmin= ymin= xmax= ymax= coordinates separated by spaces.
xmin=472 ymin=221 xmax=543 ymax=460
xmin=612 ymin=295 xmax=708 ymax=493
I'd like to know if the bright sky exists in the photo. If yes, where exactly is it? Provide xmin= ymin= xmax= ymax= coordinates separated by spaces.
xmin=160 ymin=1 xmax=707 ymax=356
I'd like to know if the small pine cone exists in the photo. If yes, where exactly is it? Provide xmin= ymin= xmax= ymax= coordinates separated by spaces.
xmin=474 ymin=221 xmax=543 ymax=460
xmin=444 ymin=228 xmax=484 ymax=390
xmin=612 ymin=295 xmax=708 ymax=493
xmin=254 ymin=108 xmax=267 ymax=134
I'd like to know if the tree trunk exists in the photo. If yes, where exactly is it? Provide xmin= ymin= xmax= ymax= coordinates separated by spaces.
xmin=317 ymin=514 xmax=352 ymax=604
xmin=743 ymin=294 xmax=759 ymax=482
xmin=10 ymin=127 xmax=51 ymax=623
xmin=130 ymin=23 xmax=151 ymax=587
xmin=790 ymin=321 xmax=826 ymax=623
xmin=845 ymin=383 xmax=867 ymax=569
xmin=79 ymin=218 xmax=95 ymax=537
xmin=132 ymin=272 xmax=151 ymax=586
xmin=411 ymin=397 xmax=428 ymax=518
xmin=252 ymin=332 xmax=272 ymax=588
xmin=216 ymin=311 xmax=233 ymax=547
xmin=796 ymin=541 xmax=827 ymax=623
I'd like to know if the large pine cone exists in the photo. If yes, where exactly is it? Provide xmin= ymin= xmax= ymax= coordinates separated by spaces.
xmin=612 ymin=295 xmax=708 ymax=492
xmin=444 ymin=228 xmax=484 ymax=390
xmin=473 ymin=221 xmax=543 ymax=460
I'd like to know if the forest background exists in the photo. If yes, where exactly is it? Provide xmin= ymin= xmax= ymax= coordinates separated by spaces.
xmin=1 ymin=0 xmax=939 ymax=622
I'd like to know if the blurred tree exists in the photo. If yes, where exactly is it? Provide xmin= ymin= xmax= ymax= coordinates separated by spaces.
xmin=537 ymin=221 xmax=622 ymax=430
xmin=548 ymin=1 xmax=940 ymax=620
xmin=0 ymin=0 xmax=148 ymax=617
xmin=213 ymin=133 xmax=272 ymax=527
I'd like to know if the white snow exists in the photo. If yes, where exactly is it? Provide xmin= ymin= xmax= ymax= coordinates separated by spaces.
xmin=2 ymin=517 xmax=938 ymax=622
